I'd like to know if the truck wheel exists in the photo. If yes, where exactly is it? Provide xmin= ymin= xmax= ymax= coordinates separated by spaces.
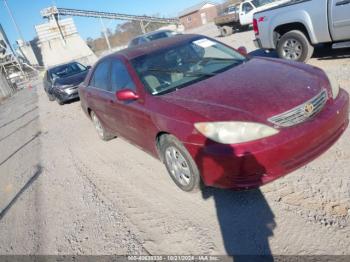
xmin=277 ymin=30 xmax=314 ymax=62
xmin=220 ymin=26 xmax=233 ymax=37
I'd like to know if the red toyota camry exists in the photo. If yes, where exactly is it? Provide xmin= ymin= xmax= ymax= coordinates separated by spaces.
xmin=79 ymin=34 xmax=349 ymax=192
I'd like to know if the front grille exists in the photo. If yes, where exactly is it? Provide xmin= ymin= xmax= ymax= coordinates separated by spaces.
xmin=268 ymin=89 xmax=328 ymax=127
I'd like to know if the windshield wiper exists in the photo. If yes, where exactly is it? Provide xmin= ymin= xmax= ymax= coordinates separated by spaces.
xmin=147 ymin=68 xmax=216 ymax=77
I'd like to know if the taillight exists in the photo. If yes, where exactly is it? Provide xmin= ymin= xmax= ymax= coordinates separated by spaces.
xmin=253 ymin=18 xmax=259 ymax=35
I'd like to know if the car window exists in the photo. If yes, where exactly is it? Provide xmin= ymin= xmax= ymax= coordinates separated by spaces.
xmin=110 ymin=60 xmax=136 ymax=92
xmin=251 ymin=0 xmax=273 ymax=8
xmin=242 ymin=3 xmax=253 ymax=13
xmin=138 ymin=37 xmax=149 ymax=44
xmin=90 ymin=60 xmax=110 ymax=91
xmin=130 ymin=38 xmax=139 ymax=47
xmin=147 ymin=32 xmax=168 ymax=41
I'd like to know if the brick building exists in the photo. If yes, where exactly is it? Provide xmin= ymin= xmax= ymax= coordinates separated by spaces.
xmin=179 ymin=2 xmax=218 ymax=30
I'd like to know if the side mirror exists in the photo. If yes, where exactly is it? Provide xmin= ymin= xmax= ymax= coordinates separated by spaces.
xmin=237 ymin=46 xmax=248 ymax=56
xmin=86 ymin=65 xmax=92 ymax=70
xmin=116 ymin=89 xmax=139 ymax=101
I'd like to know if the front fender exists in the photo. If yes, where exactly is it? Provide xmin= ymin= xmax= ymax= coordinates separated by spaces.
xmin=269 ymin=10 xmax=316 ymax=48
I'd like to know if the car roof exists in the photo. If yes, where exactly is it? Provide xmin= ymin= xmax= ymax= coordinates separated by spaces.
xmin=131 ymin=29 xmax=174 ymax=40
xmin=107 ymin=34 xmax=204 ymax=61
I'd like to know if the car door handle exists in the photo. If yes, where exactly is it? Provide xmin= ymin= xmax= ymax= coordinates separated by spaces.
xmin=108 ymin=99 xmax=114 ymax=104
xmin=336 ymin=0 xmax=350 ymax=6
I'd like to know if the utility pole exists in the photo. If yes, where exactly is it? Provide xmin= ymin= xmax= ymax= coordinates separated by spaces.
xmin=2 ymin=0 xmax=26 ymax=79
xmin=3 ymin=0 xmax=25 ymax=43
xmin=99 ymin=17 xmax=111 ymax=50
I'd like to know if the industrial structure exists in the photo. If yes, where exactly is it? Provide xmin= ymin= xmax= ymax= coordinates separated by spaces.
xmin=34 ymin=17 xmax=97 ymax=67
xmin=41 ymin=6 xmax=180 ymax=34
xmin=33 ymin=6 xmax=181 ymax=68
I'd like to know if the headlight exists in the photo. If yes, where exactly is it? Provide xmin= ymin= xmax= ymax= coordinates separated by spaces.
xmin=327 ymin=74 xmax=340 ymax=99
xmin=194 ymin=122 xmax=279 ymax=144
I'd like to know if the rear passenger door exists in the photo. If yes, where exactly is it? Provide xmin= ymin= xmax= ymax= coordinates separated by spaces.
xmin=87 ymin=59 xmax=114 ymax=131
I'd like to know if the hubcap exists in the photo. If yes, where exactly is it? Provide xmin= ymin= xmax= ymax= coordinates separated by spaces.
xmin=165 ymin=146 xmax=191 ymax=186
xmin=92 ymin=113 xmax=104 ymax=137
xmin=282 ymin=38 xmax=303 ymax=60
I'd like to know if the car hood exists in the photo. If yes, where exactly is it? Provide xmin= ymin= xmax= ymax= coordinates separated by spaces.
xmin=159 ymin=58 xmax=326 ymax=123
xmin=54 ymin=71 xmax=88 ymax=88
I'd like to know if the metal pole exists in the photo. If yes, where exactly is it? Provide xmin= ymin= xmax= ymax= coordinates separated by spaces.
xmin=3 ymin=0 xmax=25 ymax=43
xmin=99 ymin=17 xmax=111 ymax=50
xmin=2 ymin=0 xmax=26 ymax=80
xmin=140 ymin=20 xmax=146 ymax=34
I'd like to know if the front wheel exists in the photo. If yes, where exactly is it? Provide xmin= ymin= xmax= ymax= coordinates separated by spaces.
xmin=47 ymin=92 xmax=55 ymax=101
xmin=277 ymin=30 xmax=314 ymax=62
xmin=159 ymin=135 xmax=201 ymax=192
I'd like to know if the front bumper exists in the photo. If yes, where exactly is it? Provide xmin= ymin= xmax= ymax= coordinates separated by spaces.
xmin=55 ymin=87 xmax=79 ymax=102
xmin=184 ymin=89 xmax=349 ymax=189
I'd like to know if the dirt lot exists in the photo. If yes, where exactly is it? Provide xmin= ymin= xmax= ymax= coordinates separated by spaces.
xmin=0 ymin=23 xmax=350 ymax=256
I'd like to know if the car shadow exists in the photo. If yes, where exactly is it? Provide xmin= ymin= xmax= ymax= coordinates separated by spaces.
xmin=62 ymin=97 xmax=80 ymax=105
xmin=249 ymin=49 xmax=278 ymax=59
xmin=196 ymin=140 xmax=276 ymax=259
xmin=249 ymin=45 xmax=350 ymax=61
xmin=313 ymin=45 xmax=350 ymax=61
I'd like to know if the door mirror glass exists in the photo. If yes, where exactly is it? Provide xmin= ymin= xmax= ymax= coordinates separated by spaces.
xmin=116 ymin=89 xmax=139 ymax=101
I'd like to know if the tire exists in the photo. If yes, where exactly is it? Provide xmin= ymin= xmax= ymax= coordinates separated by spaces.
xmin=277 ymin=30 xmax=314 ymax=62
xmin=90 ymin=111 xmax=115 ymax=141
xmin=159 ymin=135 xmax=201 ymax=192
xmin=221 ymin=26 xmax=233 ymax=37
xmin=47 ymin=92 xmax=55 ymax=101
xmin=57 ymin=98 xmax=64 ymax=105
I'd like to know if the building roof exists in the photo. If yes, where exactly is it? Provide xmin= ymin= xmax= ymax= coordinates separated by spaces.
xmin=178 ymin=1 xmax=217 ymax=17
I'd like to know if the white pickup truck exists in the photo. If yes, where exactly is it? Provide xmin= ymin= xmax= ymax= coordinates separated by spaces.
xmin=214 ymin=0 xmax=289 ymax=36
xmin=253 ymin=0 xmax=350 ymax=62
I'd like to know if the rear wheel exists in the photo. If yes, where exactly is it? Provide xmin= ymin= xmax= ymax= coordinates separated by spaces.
xmin=277 ymin=30 xmax=314 ymax=62
xmin=159 ymin=135 xmax=201 ymax=192
xmin=90 ymin=111 xmax=115 ymax=141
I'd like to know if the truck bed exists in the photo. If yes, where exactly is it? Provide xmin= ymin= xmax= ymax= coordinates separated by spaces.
xmin=214 ymin=13 xmax=239 ymax=26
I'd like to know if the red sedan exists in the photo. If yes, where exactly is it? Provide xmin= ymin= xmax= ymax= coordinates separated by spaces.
xmin=79 ymin=34 xmax=349 ymax=192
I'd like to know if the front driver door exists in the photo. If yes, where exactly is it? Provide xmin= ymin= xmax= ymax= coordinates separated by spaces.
xmin=330 ymin=0 xmax=350 ymax=41
xmin=107 ymin=59 xmax=153 ymax=148
xmin=87 ymin=59 xmax=115 ymax=132
xmin=239 ymin=2 xmax=254 ymax=26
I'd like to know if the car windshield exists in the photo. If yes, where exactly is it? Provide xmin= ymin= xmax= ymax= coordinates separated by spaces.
xmin=50 ymin=62 xmax=86 ymax=79
xmin=131 ymin=38 xmax=247 ymax=95
xmin=251 ymin=0 xmax=275 ymax=7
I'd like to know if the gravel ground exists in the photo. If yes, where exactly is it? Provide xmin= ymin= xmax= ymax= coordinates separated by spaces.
xmin=0 ymin=23 xmax=349 ymax=256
